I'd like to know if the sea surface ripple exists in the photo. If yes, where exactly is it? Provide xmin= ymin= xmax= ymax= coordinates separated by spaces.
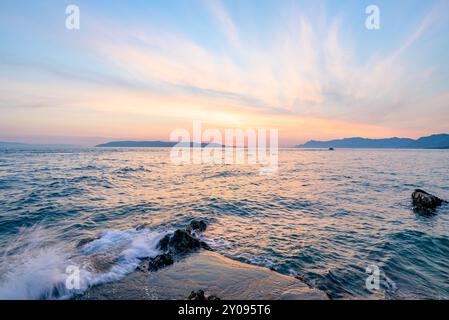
xmin=0 ymin=148 xmax=448 ymax=299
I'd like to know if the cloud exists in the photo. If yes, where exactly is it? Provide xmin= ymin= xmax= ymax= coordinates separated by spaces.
xmin=1 ymin=1 xmax=448 ymax=142
xmin=202 ymin=0 xmax=240 ymax=48
xmin=98 ymin=3 xmax=437 ymax=123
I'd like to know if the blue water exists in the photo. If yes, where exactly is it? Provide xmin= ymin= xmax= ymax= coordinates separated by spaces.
xmin=0 ymin=148 xmax=448 ymax=299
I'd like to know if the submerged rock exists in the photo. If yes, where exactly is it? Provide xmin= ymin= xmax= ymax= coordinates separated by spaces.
xmin=188 ymin=290 xmax=220 ymax=301
xmin=76 ymin=237 xmax=97 ymax=248
xmin=135 ymin=224 xmax=148 ymax=231
xmin=90 ymin=254 xmax=117 ymax=273
xmin=412 ymin=189 xmax=445 ymax=210
xmin=188 ymin=219 xmax=207 ymax=233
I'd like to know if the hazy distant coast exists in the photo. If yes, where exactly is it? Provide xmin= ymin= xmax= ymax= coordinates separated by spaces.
xmin=97 ymin=134 xmax=449 ymax=149
xmin=2 ymin=134 xmax=449 ymax=150
xmin=297 ymin=134 xmax=449 ymax=149
xmin=95 ymin=141 xmax=223 ymax=148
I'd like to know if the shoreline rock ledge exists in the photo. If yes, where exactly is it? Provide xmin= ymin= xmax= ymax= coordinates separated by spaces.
xmin=412 ymin=189 xmax=446 ymax=211
xmin=80 ymin=250 xmax=328 ymax=300
xmin=79 ymin=219 xmax=327 ymax=300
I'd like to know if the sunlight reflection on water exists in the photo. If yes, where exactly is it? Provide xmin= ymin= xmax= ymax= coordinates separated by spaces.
xmin=0 ymin=148 xmax=448 ymax=299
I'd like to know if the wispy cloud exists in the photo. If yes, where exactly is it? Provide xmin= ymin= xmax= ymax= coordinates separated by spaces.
xmin=1 ymin=0 xmax=448 ymax=142
xmin=203 ymin=0 xmax=240 ymax=48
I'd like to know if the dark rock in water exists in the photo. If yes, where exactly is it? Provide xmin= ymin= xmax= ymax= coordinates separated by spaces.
xmin=158 ymin=229 xmax=212 ymax=255
xmin=167 ymin=229 xmax=202 ymax=254
xmin=157 ymin=234 xmax=171 ymax=252
xmin=200 ymin=241 xmax=212 ymax=251
xmin=188 ymin=290 xmax=220 ymax=300
xmin=188 ymin=219 xmax=207 ymax=233
xmin=76 ymin=237 xmax=97 ymax=248
xmin=412 ymin=189 xmax=445 ymax=210
xmin=148 ymin=254 xmax=174 ymax=271
xmin=137 ymin=254 xmax=174 ymax=272
xmin=188 ymin=289 xmax=206 ymax=300
xmin=135 ymin=224 xmax=148 ymax=231
xmin=136 ymin=261 xmax=147 ymax=272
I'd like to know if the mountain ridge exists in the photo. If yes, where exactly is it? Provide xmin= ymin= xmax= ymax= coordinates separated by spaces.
xmin=296 ymin=134 xmax=449 ymax=149
xmin=95 ymin=141 xmax=223 ymax=148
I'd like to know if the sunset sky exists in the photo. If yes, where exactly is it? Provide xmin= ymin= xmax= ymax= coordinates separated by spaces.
xmin=1 ymin=0 xmax=448 ymax=146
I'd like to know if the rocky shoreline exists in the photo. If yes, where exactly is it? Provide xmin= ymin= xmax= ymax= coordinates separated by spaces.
xmin=76 ymin=220 xmax=328 ymax=300
xmin=74 ymin=189 xmax=448 ymax=301
xmin=78 ymin=250 xmax=327 ymax=300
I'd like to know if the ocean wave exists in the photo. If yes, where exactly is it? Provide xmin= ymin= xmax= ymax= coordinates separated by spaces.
xmin=0 ymin=226 xmax=168 ymax=300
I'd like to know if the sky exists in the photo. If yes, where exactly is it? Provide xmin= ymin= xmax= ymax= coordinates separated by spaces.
xmin=0 ymin=0 xmax=448 ymax=146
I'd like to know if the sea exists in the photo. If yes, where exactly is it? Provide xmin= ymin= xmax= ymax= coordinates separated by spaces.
xmin=0 ymin=148 xmax=448 ymax=299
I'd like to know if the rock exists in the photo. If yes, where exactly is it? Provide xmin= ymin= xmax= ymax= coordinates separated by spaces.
xmin=157 ymin=230 xmax=199 ymax=254
xmin=157 ymin=234 xmax=171 ymax=252
xmin=135 ymin=224 xmax=148 ymax=231
xmin=188 ymin=290 xmax=220 ymax=300
xmin=188 ymin=290 xmax=206 ymax=300
xmin=136 ymin=261 xmax=148 ymax=272
xmin=76 ymin=237 xmax=97 ymax=248
xmin=166 ymin=229 xmax=202 ymax=255
xmin=148 ymin=254 xmax=174 ymax=272
xmin=80 ymin=250 xmax=328 ymax=300
xmin=200 ymin=241 xmax=213 ymax=251
xmin=188 ymin=220 xmax=207 ymax=233
xmin=137 ymin=254 xmax=174 ymax=272
xmin=90 ymin=254 xmax=116 ymax=272
xmin=412 ymin=189 xmax=445 ymax=210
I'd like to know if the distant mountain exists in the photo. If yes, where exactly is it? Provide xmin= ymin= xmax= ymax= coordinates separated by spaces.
xmin=296 ymin=134 xmax=449 ymax=149
xmin=96 ymin=141 xmax=223 ymax=148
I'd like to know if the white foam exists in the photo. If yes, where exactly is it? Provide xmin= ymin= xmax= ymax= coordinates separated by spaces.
xmin=0 ymin=226 xmax=168 ymax=300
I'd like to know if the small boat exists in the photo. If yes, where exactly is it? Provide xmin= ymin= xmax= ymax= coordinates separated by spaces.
xmin=329 ymin=147 xmax=335 ymax=151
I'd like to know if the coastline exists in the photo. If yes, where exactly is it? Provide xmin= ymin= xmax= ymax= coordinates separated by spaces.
xmin=78 ymin=250 xmax=328 ymax=300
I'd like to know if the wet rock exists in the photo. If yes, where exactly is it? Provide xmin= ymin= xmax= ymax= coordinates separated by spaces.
xmin=76 ymin=237 xmax=97 ymax=248
xmin=90 ymin=255 xmax=116 ymax=273
xmin=200 ymin=241 xmax=213 ymax=251
xmin=137 ymin=254 xmax=174 ymax=272
xmin=158 ymin=228 xmax=212 ymax=255
xmin=148 ymin=254 xmax=174 ymax=271
xmin=166 ymin=230 xmax=202 ymax=255
xmin=135 ymin=224 xmax=148 ymax=231
xmin=188 ymin=220 xmax=207 ymax=233
xmin=412 ymin=189 xmax=445 ymax=210
xmin=136 ymin=261 xmax=147 ymax=272
xmin=188 ymin=289 xmax=205 ymax=300
xmin=157 ymin=234 xmax=171 ymax=252
xmin=188 ymin=290 xmax=221 ymax=300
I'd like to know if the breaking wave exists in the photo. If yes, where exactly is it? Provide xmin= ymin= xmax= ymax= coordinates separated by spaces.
xmin=0 ymin=226 xmax=168 ymax=299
